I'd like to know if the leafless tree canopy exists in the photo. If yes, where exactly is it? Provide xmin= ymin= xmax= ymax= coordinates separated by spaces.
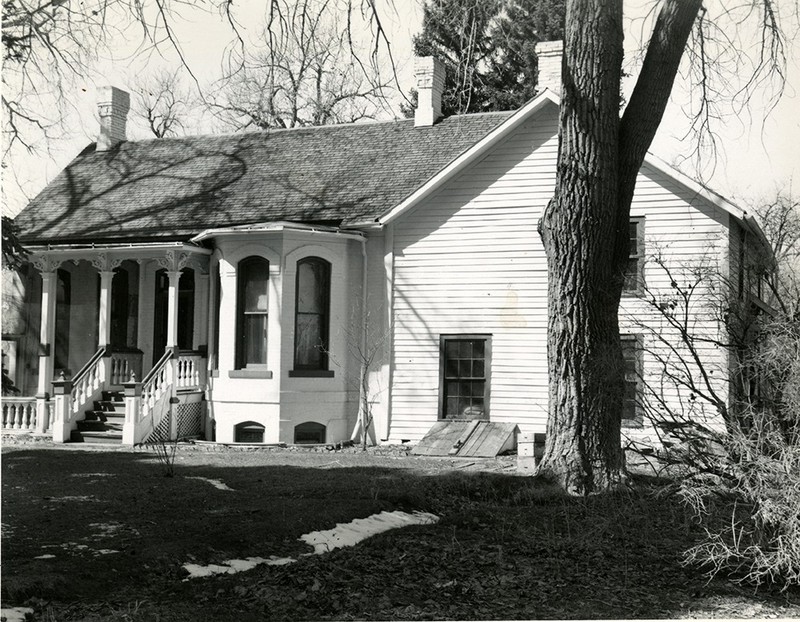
xmin=208 ymin=0 xmax=393 ymax=130
xmin=755 ymin=190 xmax=800 ymax=316
xmin=132 ymin=69 xmax=196 ymax=138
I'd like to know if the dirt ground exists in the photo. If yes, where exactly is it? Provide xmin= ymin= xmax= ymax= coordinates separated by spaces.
xmin=2 ymin=440 xmax=799 ymax=620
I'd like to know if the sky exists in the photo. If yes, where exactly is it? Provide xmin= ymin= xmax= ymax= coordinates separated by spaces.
xmin=3 ymin=0 xmax=798 ymax=217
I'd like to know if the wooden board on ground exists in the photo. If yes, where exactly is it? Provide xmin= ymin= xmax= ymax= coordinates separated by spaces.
xmin=412 ymin=421 xmax=518 ymax=457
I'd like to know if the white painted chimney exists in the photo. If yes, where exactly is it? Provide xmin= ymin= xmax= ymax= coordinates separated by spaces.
xmin=535 ymin=40 xmax=563 ymax=95
xmin=96 ymin=86 xmax=130 ymax=151
xmin=414 ymin=56 xmax=445 ymax=127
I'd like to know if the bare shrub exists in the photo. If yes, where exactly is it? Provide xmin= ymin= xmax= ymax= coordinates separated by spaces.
xmin=627 ymin=255 xmax=800 ymax=590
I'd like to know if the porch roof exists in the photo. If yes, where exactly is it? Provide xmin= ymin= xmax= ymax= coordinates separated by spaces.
xmin=14 ymin=112 xmax=512 ymax=245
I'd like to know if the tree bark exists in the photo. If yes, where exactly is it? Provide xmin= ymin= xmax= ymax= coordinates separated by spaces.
xmin=537 ymin=0 xmax=701 ymax=494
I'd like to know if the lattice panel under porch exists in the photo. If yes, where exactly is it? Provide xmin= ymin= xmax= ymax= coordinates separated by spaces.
xmin=176 ymin=402 xmax=202 ymax=438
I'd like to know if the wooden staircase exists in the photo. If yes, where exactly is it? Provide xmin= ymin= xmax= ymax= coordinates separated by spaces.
xmin=70 ymin=390 xmax=125 ymax=444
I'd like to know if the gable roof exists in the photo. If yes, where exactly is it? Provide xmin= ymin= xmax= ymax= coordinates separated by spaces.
xmin=377 ymin=90 xmax=761 ymax=238
xmin=15 ymin=88 xmax=762 ymax=250
xmin=14 ymin=112 xmax=512 ymax=244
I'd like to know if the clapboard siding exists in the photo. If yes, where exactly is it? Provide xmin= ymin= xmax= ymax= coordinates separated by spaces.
xmin=388 ymin=104 xmax=734 ymax=442
xmin=389 ymin=109 xmax=557 ymax=440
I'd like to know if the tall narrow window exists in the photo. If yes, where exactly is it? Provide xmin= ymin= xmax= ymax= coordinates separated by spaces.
xmin=439 ymin=335 xmax=491 ymax=420
xmin=294 ymin=257 xmax=331 ymax=371
xmin=237 ymin=257 xmax=269 ymax=368
xmin=212 ymin=264 xmax=221 ymax=371
xmin=110 ymin=267 xmax=129 ymax=348
xmin=623 ymin=218 xmax=645 ymax=293
xmin=621 ymin=335 xmax=642 ymax=426
xmin=54 ymin=269 xmax=71 ymax=373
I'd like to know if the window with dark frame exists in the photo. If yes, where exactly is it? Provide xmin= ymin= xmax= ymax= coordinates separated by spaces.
xmin=235 ymin=421 xmax=265 ymax=443
xmin=439 ymin=335 xmax=491 ymax=420
xmin=621 ymin=335 xmax=642 ymax=426
xmin=294 ymin=422 xmax=326 ymax=444
xmin=236 ymin=256 xmax=269 ymax=368
xmin=293 ymin=257 xmax=331 ymax=371
xmin=623 ymin=218 xmax=645 ymax=293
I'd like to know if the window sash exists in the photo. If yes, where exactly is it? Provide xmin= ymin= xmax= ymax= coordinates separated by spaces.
xmin=623 ymin=219 xmax=645 ymax=292
xmin=294 ymin=258 xmax=331 ymax=370
xmin=621 ymin=336 xmax=642 ymax=424
xmin=237 ymin=257 xmax=270 ymax=369
xmin=440 ymin=336 xmax=490 ymax=420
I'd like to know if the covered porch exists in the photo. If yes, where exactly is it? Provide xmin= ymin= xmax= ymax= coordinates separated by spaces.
xmin=1 ymin=243 xmax=212 ymax=445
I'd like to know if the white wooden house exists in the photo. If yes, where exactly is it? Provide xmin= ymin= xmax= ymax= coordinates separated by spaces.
xmin=2 ymin=44 xmax=771 ymax=448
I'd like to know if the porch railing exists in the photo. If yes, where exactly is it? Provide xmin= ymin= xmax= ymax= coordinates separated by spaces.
xmin=2 ymin=397 xmax=38 ymax=432
xmin=49 ymin=347 xmax=108 ymax=442
xmin=70 ymin=347 xmax=107 ymax=420
xmin=110 ymin=349 xmax=143 ymax=386
xmin=122 ymin=349 xmax=208 ymax=445
xmin=123 ymin=349 xmax=174 ymax=445
xmin=176 ymin=351 xmax=205 ymax=391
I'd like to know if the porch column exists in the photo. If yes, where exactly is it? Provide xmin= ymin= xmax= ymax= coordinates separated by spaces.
xmin=194 ymin=272 xmax=209 ymax=352
xmin=166 ymin=270 xmax=181 ymax=348
xmin=98 ymin=270 xmax=114 ymax=347
xmin=36 ymin=270 xmax=58 ymax=431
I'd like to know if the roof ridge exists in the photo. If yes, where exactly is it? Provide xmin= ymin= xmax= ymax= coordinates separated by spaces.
xmin=121 ymin=110 xmax=516 ymax=148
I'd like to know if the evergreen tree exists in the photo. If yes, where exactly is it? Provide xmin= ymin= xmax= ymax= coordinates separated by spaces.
xmin=411 ymin=0 xmax=565 ymax=116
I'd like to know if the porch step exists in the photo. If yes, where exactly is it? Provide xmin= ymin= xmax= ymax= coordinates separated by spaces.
xmin=78 ymin=413 xmax=125 ymax=432
xmin=101 ymin=390 xmax=125 ymax=403
xmin=71 ymin=390 xmax=126 ymax=444
xmin=70 ymin=429 xmax=123 ymax=444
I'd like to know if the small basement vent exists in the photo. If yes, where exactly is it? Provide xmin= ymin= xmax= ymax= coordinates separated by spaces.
xmin=294 ymin=422 xmax=326 ymax=444
xmin=235 ymin=421 xmax=265 ymax=443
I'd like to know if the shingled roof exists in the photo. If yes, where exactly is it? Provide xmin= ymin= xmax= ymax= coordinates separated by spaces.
xmin=15 ymin=112 xmax=513 ymax=244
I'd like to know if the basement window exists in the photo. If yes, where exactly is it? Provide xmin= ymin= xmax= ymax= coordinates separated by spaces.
xmin=234 ymin=421 xmax=265 ymax=443
xmin=294 ymin=422 xmax=326 ymax=444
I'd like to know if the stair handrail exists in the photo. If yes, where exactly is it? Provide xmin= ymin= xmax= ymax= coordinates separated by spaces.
xmin=142 ymin=348 xmax=174 ymax=386
xmin=139 ymin=348 xmax=176 ymax=440
xmin=71 ymin=346 xmax=108 ymax=387
xmin=69 ymin=346 xmax=109 ymax=419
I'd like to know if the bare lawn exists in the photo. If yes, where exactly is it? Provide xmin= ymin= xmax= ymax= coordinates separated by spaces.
xmin=2 ymin=443 xmax=798 ymax=621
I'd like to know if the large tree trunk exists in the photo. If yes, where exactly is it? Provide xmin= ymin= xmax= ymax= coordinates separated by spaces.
xmin=537 ymin=0 xmax=702 ymax=494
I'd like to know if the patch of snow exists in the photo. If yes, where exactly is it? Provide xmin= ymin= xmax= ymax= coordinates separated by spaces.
xmin=44 ymin=496 xmax=100 ymax=502
xmin=0 ymin=607 xmax=34 ymax=622
xmin=34 ymin=554 xmax=56 ymax=559
xmin=89 ymin=522 xmax=123 ymax=537
xmin=182 ymin=511 xmax=439 ymax=580
xmin=300 ymin=511 xmax=439 ymax=554
xmin=182 ymin=556 xmax=296 ymax=580
xmin=71 ymin=473 xmax=115 ymax=478
xmin=93 ymin=549 xmax=120 ymax=556
xmin=186 ymin=476 xmax=234 ymax=491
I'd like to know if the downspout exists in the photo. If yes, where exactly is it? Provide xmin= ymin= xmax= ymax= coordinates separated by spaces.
xmin=351 ymin=235 xmax=369 ymax=444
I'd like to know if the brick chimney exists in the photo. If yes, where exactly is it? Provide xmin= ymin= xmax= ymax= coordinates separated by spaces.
xmin=414 ymin=56 xmax=445 ymax=127
xmin=96 ymin=86 xmax=130 ymax=151
xmin=535 ymin=40 xmax=563 ymax=95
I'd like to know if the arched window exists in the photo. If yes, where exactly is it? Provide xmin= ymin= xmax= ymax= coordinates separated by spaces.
xmin=235 ymin=421 xmax=265 ymax=443
xmin=294 ymin=421 xmax=326 ymax=444
xmin=237 ymin=257 xmax=270 ymax=368
xmin=294 ymin=257 xmax=330 ymax=370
